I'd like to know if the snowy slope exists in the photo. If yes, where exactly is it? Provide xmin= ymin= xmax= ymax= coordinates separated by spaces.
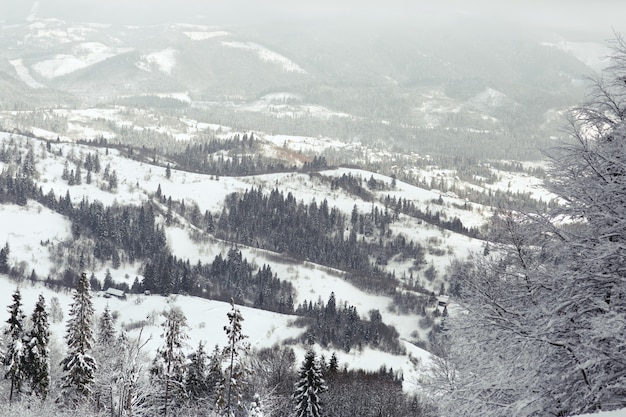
xmin=136 ymin=48 xmax=177 ymax=74
xmin=222 ymin=41 xmax=306 ymax=73
xmin=32 ymin=42 xmax=133 ymax=79
xmin=9 ymin=58 xmax=45 ymax=89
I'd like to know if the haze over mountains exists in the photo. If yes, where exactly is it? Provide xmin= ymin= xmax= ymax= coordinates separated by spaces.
xmin=0 ymin=2 xmax=625 ymax=417
xmin=0 ymin=3 xmax=617 ymax=160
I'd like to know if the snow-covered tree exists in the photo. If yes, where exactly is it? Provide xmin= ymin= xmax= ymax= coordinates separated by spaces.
xmin=97 ymin=304 xmax=116 ymax=345
xmin=4 ymin=288 xmax=26 ymax=403
xmin=60 ymin=272 xmax=97 ymax=406
xmin=110 ymin=328 xmax=153 ymax=417
xmin=0 ymin=242 xmax=9 ymax=274
xmin=93 ymin=305 xmax=119 ymax=412
xmin=25 ymin=294 xmax=50 ymax=400
xmin=437 ymin=34 xmax=626 ymax=416
xmin=185 ymin=341 xmax=210 ymax=401
xmin=216 ymin=299 xmax=249 ymax=417
xmin=293 ymin=350 xmax=327 ymax=417
xmin=150 ymin=306 xmax=189 ymax=417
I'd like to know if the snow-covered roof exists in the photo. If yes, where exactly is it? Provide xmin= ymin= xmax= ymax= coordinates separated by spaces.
xmin=105 ymin=287 xmax=125 ymax=298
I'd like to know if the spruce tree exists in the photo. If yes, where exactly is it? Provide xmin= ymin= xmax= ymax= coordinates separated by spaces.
xmin=93 ymin=304 xmax=118 ymax=412
xmin=293 ymin=350 xmax=327 ymax=417
xmin=98 ymin=305 xmax=116 ymax=345
xmin=60 ymin=272 xmax=97 ymax=405
xmin=186 ymin=341 xmax=209 ymax=401
xmin=0 ymin=242 xmax=9 ymax=273
xmin=4 ymin=288 xmax=26 ymax=404
xmin=216 ymin=299 xmax=249 ymax=417
xmin=25 ymin=294 xmax=50 ymax=400
xmin=150 ymin=306 xmax=189 ymax=417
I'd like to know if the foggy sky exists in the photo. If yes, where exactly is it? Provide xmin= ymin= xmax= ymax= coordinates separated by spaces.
xmin=1 ymin=0 xmax=625 ymax=37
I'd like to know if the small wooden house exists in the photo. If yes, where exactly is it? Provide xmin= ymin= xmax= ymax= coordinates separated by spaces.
xmin=104 ymin=287 xmax=126 ymax=300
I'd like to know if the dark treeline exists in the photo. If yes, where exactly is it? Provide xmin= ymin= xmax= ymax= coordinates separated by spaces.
xmin=214 ymin=187 xmax=425 ymax=277
xmin=382 ymin=194 xmax=482 ymax=239
xmin=324 ymin=172 xmax=376 ymax=201
xmin=315 ymin=171 xmax=481 ymax=238
xmin=78 ymin=133 xmax=327 ymax=178
xmin=1 ymin=164 xmax=296 ymax=314
xmin=216 ymin=187 xmax=367 ymax=269
xmin=293 ymin=292 xmax=405 ymax=354
xmin=324 ymin=365 xmax=437 ymax=417
xmin=164 ymin=133 xmax=296 ymax=176
xmin=140 ymin=247 xmax=295 ymax=314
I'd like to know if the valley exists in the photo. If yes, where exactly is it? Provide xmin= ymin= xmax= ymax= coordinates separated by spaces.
xmin=0 ymin=5 xmax=623 ymax=417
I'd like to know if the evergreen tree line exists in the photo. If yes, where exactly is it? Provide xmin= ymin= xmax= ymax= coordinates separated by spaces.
xmin=2 ymin=289 xmax=50 ymax=403
xmin=382 ymin=193 xmax=482 ymax=239
xmin=162 ymin=185 xmax=433 ymax=297
xmin=323 ymin=364 xmax=437 ymax=417
xmin=79 ymin=133 xmax=310 ymax=178
xmin=317 ymin=170 xmax=482 ymax=239
xmin=214 ymin=187 xmax=425 ymax=277
xmin=139 ymin=247 xmax=296 ymax=314
xmin=1 ymin=281 xmax=435 ymax=417
xmin=293 ymin=292 xmax=405 ymax=354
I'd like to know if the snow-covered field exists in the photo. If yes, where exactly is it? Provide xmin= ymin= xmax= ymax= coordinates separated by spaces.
xmin=222 ymin=41 xmax=306 ymax=73
xmin=137 ymin=48 xmax=178 ymax=74
xmin=32 ymin=42 xmax=133 ymax=79
xmin=183 ymin=30 xmax=229 ymax=40
xmin=9 ymin=58 xmax=45 ymax=89
xmin=0 ymin=201 xmax=72 ymax=277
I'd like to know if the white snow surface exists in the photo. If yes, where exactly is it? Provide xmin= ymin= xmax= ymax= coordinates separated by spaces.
xmin=183 ymin=30 xmax=229 ymax=40
xmin=137 ymin=48 xmax=177 ymax=74
xmin=9 ymin=58 xmax=45 ymax=89
xmin=0 ymin=201 xmax=72 ymax=277
xmin=32 ymin=42 xmax=133 ymax=78
xmin=222 ymin=41 xmax=306 ymax=73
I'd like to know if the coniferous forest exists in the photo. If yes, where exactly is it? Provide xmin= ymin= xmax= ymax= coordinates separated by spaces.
xmin=1 ymin=5 xmax=626 ymax=417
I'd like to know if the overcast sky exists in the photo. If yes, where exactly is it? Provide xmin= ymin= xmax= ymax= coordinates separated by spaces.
xmin=1 ymin=0 xmax=625 ymax=37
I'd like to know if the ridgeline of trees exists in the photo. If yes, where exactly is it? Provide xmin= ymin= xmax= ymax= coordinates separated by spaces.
xmin=213 ymin=187 xmax=425 ymax=276
xmin=293 ymin=292 xmax=405 ymax=354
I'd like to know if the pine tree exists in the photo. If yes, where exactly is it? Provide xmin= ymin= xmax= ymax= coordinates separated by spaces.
xmin=185 ymin=341 xmax=210 ymax=401
xmin=327 ymin=353 xmax=339 ymax=379
xmin=293 ymin=350 xmax=327 ymax=417
xmin=60 ymin=272 xmax=97 ymax=405
xmin=93 ymin=304 xmax=117 ymax=412
xmin=4 ymin=288 xmax=26 ymax=404
xmin=25 ymin=294 xmax=50 ymax=400
xmin=0 ymin=242 xmax=9 ymax=274
xmin=98 ymin=305 xmax=116 ymax=345
xmin=150 ymin=306 xmax=189 ymax=417
xmin=216 ymin=299 xmax=249 ymax=417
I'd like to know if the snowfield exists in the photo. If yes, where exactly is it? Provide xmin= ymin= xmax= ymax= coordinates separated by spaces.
xmin=0 ymin=201 xmax=72 ymax=278
xmin=222 ymin=41 xmax=306 ymax=73
xmin=183 ymin=30 xmax=229 ymax=40
xmin=137 ymin=48 xmax=178 ymax=74
xmin=32 ymin=42 xmax=133 ymax=79
xmin=9 ymin=58 xmax=45 ymax=89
